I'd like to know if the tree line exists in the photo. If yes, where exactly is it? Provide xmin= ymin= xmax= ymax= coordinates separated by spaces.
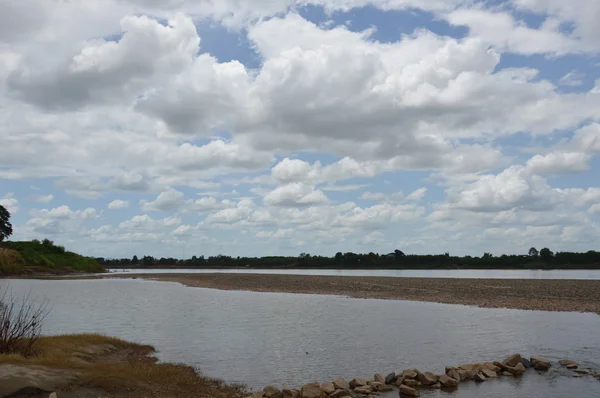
xmin=96 ymin=247 xmax=600 ymax=270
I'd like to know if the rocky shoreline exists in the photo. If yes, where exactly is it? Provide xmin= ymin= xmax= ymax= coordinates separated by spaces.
xmin=105 ymin=273 xmax=600 ymax=314
xmin=248 ymin=354 xmax=600 ymax=398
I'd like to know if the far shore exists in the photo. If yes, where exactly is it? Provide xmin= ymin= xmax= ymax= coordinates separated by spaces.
xmin=100 ymin=273 xmax=600 ymax=314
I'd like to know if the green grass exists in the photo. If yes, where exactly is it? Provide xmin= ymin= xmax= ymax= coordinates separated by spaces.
xmin=1 ymin=240 xmax=104 ymax=274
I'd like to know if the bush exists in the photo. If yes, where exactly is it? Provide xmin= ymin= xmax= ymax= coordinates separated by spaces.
xmin=0 ymin=286 xmax=50 ymax=356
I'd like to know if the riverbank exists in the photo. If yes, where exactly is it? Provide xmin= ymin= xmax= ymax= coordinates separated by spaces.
xmin=112 ymin=273 xmax=600 ymax=314
xmin=0 ymin=334 xmax=246 ymax=398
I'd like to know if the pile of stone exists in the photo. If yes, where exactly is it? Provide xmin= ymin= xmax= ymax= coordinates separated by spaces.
xmin=248 ymin=354 xmax=598 ymax=398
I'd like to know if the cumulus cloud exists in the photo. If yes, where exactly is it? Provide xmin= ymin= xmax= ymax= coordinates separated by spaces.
xmin=0 ymin=194 xmax=19 ymax=214
xmin=264 ymin=183 xmax=329 ymax=207
xmin=140 ymin=188 xmax=185 ymax=212
xmin=108 ymin=199 xmax=129 ymax=209
xmin=32 ymin=194 xmax=54 ymax=203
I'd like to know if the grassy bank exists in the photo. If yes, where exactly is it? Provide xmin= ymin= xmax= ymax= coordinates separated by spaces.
xmin=0 ymin=240 xmax=104 ymax=276
xmin=0 ymin=334 xmax=246 ymax=398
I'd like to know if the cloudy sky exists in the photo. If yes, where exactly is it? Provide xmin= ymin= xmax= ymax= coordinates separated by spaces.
xmin=1 ymin=0 xmax=600 ymax=259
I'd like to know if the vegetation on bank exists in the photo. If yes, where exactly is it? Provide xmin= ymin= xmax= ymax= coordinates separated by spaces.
xmin=0 ymin=239 xmax=104 ymax=275
xmin=97 ymin=247 xmax=600 ymax=270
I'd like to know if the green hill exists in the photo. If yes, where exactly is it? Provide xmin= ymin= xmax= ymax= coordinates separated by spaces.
xmin=0 ymin=239 xmax=104 ymax=275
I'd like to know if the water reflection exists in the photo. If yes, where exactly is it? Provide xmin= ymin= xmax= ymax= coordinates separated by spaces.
xmin=2 ymin=278 xmax=599 ymax=397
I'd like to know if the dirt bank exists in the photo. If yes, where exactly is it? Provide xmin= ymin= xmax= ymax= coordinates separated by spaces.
xmin=121 ymin=273 xmax=600 ymax=314
xmin=0 ymin=334 xmax=246 ymax=398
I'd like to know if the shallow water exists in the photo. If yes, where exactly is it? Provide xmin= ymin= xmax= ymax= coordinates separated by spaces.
xmin=2 ymin=278 xmax=600 ymax=397
xmin=105 ymin=267 xmax=600 ymax=279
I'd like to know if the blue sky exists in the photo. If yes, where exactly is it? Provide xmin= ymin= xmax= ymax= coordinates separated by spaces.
xmin=1 ymin=0 xmax=600 ymax=259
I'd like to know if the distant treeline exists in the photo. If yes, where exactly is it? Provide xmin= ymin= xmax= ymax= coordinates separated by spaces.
xmin=97 ymin=247 xmax=600 ymax=270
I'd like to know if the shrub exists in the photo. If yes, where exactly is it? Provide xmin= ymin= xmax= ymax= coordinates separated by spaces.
xmin=0 ymin=286 xmax=50 ymax=356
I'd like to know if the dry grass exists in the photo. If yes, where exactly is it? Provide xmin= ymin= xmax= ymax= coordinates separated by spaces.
xmin=0 ymin=248 xmax=25 ymax=274
xmin=0 ymin=334 xmax=247 ymax=397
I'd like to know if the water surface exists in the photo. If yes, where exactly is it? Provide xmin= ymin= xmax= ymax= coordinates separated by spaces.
xmin=2 ymin=278 xmax=599 ymax=397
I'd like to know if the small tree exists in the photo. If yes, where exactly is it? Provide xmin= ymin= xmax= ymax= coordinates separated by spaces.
xmin=528 ymin=247 xmax=539 ymax=257
xmin=0 ymin=286 xmax=49 ymax=356
xmin=0 ymin=205 xmax=13 ymax=243
xmin=540 ymin=248 xmax=554 ymax=262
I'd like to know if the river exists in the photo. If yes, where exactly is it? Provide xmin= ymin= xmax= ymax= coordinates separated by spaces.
xmin=2 ymin=277 xmax=599 ymax=397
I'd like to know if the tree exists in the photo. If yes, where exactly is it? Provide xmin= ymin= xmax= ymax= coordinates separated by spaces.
xmin=540 ymin=248 xmax=554 ymax=262
xmin=0 ymin=205 xmax=13 ymax=243
xmin=131 ymin=255 xmax=139 ymax=265
xmin=528 ymin=247 xmax=539 ymax=257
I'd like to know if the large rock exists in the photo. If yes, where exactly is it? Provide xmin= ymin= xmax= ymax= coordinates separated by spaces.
xmin=333 ymin=378 xmax=350 ymax=391
xmin=349 ymin=378 xmax=368 ymax=388
xmin=321 ymin=382 xmax=335 ymax=395
xmin=457 ymin=369 xmax=471 ymax=381
xmin=399 ymin=384 xmax=420 ymax=397
xmin=353 ymin=385 xmax=372 ymax=394
xmin=283 ymin=390 xmax=300 ymax=398
xmin=385 ymin=372 xmax=397 ymax=384
xmin=481 ymin=369 xmax=497 ymax=378
xmin=531 ymin=356 xmax=551 ymax=371
xmin=483 ymin=362 xmax=501 ymax=373
xmin=459 ymin=364 xmax=475 ymax=372
xmin=474 ymin=373 xmax=486 ymax=382
xmin=377 ymin=384 xmax=393 ymax=392
xmin=520 ymin=358 xmax=532 ymax=368
xmin=506 ymin=362 xmax=527 ymax=375
xmin=416 ymin=371 xmax=438 ymax=386
xmin=504 ymin=354 xmax=522 ymax=368
xmin=301 ymin=382 xmax=322 ymax=398
xmin=374 ymin=373 xmax=385 ymax=384
xmin=438 ymin=374 xmax=458 ymax=388
xmin=369 ymin=382 xmax=383 ymax=391
xmin=559 ymin=360 xmax=578 ymax=369
xmin=264 ymin=386 xmax=283 ymax=398
xmin=402 ymin=378 xmax=419 ymax=387
xmin=492 ymin=361 xmax=508 ymax=371
xmin=446 ymin=367 xmax=461 ymax=382
xmin=402 ymin=370 xmax=418 ymax=379
xmin=329 ymin=390 xmax=351 ymax=398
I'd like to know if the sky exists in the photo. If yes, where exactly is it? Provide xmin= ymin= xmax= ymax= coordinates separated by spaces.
xmin=1 ymin=0 xmax=600 ymax=259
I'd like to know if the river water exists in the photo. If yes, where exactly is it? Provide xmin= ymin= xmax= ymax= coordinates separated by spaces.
xmin=105 ymin=268 xmax=600 ymax=279
xmin=2 ymin=278 xmax=599 ymax=397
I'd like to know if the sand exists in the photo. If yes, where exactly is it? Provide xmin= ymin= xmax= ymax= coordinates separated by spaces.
xmin=121 ymin=273 xmax=600 ymax=314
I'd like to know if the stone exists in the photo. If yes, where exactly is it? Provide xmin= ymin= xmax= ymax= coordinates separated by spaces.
xmin=459 ymin=364 xmax=475 ymax=372
xmin=531 ymin=357 xmax=551 ymax=371
xmin=330 ymin=390 xmax=351 ymax=398
xmin=504 ymin=354 xmax=522 ymax=368
xmin=301 ymin=382 xmax=322 ymax=398
xmin=493 ymin=361 xmax=508 ymax=371
xmin=264 ymin=386 xmax=283 ymax=398
xmin=431 ymin=382 xmax=441 ymax=389
xmin=374 ymin=373 xmax=385 ymax=384
xmin=574 ymin=369 xmax=589 ymax=374
xmin=474 ymin=373 xmax=486 ymax=382
xmin=416 ymin=371 xmax=438 ymax=386
xmin=502 ymin=371 xmax=512 ymax=376
xmin=49 ymin=394 xmax=58 ymax=398
xmin=438 ymin=374 xmax=458 ymax=388
xmin=322 ymin=382 xmax=335 ymax=395
xmin=457 ymin=369 xmax=470 ymax=381
xmin=350 ymin=378 xmax=368 ymax=388
xmin=333 ymin=378 xmax=350 ymax=391
xmin=483 ymin=362 xmax=501 ymax=373
xmin=506 ymin=362 xmax=527 ymax=376
xmin=399 ymin=384 xmax=420 ymax=397
xmin=481 ymin=369 xmax=497 ymax=378
xmin=385 ymin=372 xmax=397 ymax=384
xmin=377 ymin=384 xmax=393 ymax=392
xmin=368 ymin=382 xmax=383 ymax=390
xmin=248 ymin=393 xmax=264 ymax=398
xmin=446 ymin=367 xmax=461 ymax=382
xmin=520 ymin=358 xmax=532 ymax=368
xmin=353 ymin=386 xmax=372 ymax=394
xmin=402 ymin=379 xmax=419 ymax=387
xmin=402 ymin=370 xmax=418 ymax=379
xmin=283 ymin=390 xmax=300 ymax=398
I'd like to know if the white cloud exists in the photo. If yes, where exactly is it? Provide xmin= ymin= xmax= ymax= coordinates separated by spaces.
xmin=32 ymin=194 xmax=54 ymax=203
xmin=264 ymin=183 xmax=328 ymax=207
xmin=108 ymin=199 xmax=129 ymax=209
xmin=140 ymin=188 xmax=185 ymax=212
xmin=0 ymin=193 xmax=19 ymax=214
xmin=525 ymin=152 xmax=591 ymax=175
xmin=559 ymin=71 xmax=585 ymax=87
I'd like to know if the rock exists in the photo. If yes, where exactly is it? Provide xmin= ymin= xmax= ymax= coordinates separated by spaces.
xmin=559 ymin=359 xmax=578 ymax=369
xmin=49 ymin=394 xmax=58 ymax=398
xmin=282 ymin=389 xmax=300 ymax=398
xmin=301 ymin=382 xmax=322 ymax=398
xmin=385 ymin=372 xmax=397 ymax=384
xmin=438 ymin=374 xmax=458 ymax=388
xmin=474 ymin=373 xmax=486 ymax=382
xmin=573 ymin=374 xmax=583 ymax=378
xmin=446 ymin=367 xmax=461 ymax=382
xmin=504 ymin=354 xmax=522 ymax=368
xmin=368 ymin=382 xmax=383 ymax=390
xmin=574 ymin=369 xmax=589 ymax=375
xmin=459 ymin=364 xmax=475 ymax=372
xmin=330 ymin=390 xmax=351 ymax=398
xmin=248 ymin=393 xmax=264 ymax=398
xmin=333 ymin=378 xmax=350 ymax=391
xmin=483 ymin=362 xmax=501 ymax=373
xmin=402 ymin=370 xmax=418 ymax=379
xmin=374 ymin=373 xmax=385 ymax=384
xmin=264 ymin=386 xmax=283 ymax=398
xmin=457 ymin=369 xmax=470 ymax=381
xmin=322 ymin=382 xmax=335 ymax=395
xmin=353 ymin=386 xmax=372 ymax=394
xmin=493 ymin=361 xmax=508 ymax=371
xmin=502 ymin=371 xmax=512 ymax=376
xmin=520 ymin=358 xmax=531 ymax=368
xmin=481 ymin=369 xmax=497 ymax=378
xmin=399 ymin=384 xmax=420 ymax=397
xmin=377 ymin=384 xmax=393 ymax=392
xmin=350 ymin=378 xmax=368 ymax=388
xmin=531 ymin=356 xmax=551 ymax=371
xmin=402 ymin=378 xmax=419 ymax=387
xmin=416 ymin=371 xmax=438 ymax=386
xmin=506 ymin=362 xmax=527 ymax=376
